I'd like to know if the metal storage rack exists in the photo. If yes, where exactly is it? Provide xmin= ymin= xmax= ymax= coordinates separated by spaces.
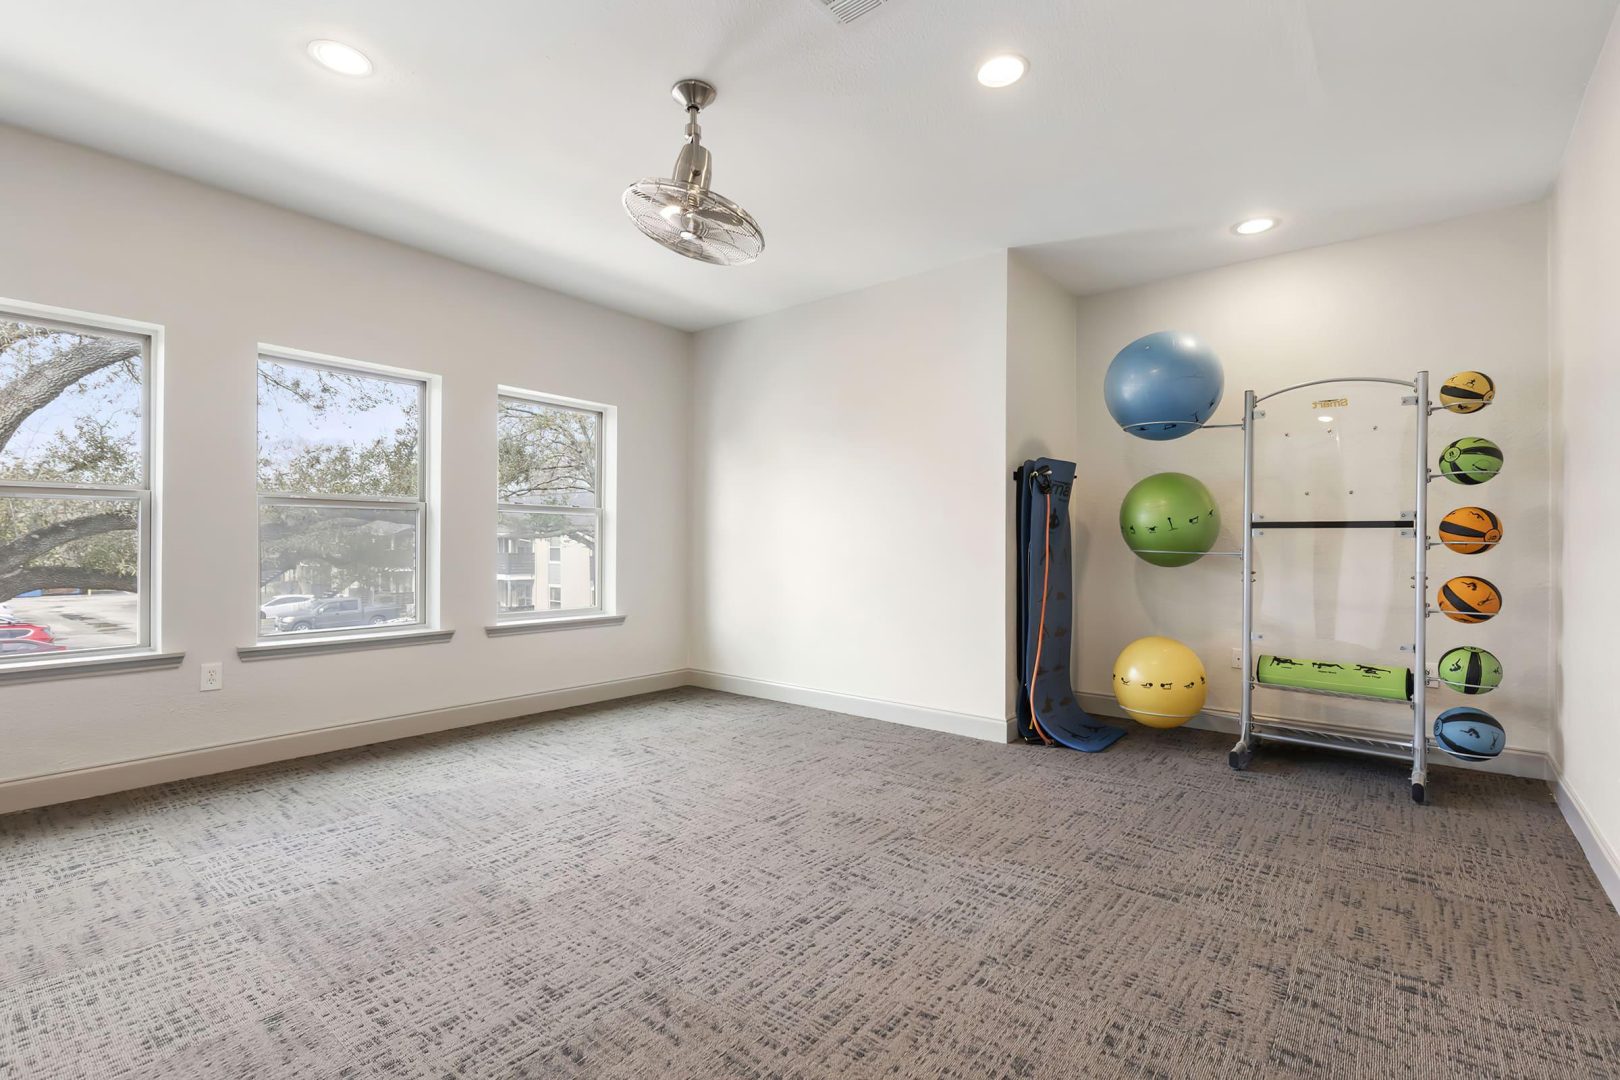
xmin=1223 ymin=372 xmax=1437 ymax=803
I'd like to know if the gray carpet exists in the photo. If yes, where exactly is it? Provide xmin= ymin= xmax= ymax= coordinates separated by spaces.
xmin=2 ymin=688 xmax=1617 ymax=1079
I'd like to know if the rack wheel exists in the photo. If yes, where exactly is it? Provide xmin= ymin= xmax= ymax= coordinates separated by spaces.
xmin=1229 ymin=747 xmax=1253 ymax=771
xmin=1411 ymin=782 xmax=1426 ymax=805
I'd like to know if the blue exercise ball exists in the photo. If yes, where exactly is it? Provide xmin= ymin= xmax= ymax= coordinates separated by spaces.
xmin=1105 ymin=332 xmax=1225 ymax=440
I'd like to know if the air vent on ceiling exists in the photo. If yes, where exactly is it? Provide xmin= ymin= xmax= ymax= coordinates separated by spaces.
xmin=816 ymin=0 xmax=890 ymax=25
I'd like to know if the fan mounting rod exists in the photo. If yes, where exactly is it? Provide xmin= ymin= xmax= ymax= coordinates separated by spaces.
xmin=669 ymin=80 xmax=717 ymax=192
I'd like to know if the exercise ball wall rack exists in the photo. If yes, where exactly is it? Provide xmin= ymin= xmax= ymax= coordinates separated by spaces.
xmin=1211 ymin=373 xmax=1442 ymax=803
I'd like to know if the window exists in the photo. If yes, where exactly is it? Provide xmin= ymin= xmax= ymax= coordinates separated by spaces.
xmin=496 ymin=393 xmax=605 ymax=620
xmin=257 ymin=350 xmax=428 ymax=638
xmin=0 ymin=307 xmax=152 ymax=661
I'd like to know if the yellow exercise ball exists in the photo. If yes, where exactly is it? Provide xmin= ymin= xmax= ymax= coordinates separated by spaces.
xmin=1112 ymin=636 xmax=1207 ymax=729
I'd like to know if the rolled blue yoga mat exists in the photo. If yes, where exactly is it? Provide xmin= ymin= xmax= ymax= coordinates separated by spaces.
xmin=1015 ymin=458 xmax=1126 ymax=752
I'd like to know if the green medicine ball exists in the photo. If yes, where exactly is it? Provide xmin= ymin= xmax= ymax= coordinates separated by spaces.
xmin=1440 ymin=437 xmax=1503 ymax=486
xmin=1437 ymin=646 xmax=1503 ymax=695
xmin=1119 ymin=472 xmax=1220 ymax=567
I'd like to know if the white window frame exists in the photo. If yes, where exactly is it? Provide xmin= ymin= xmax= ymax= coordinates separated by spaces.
xmin=255 ymin=345 xmax=439 ymax=642
xmin=0 ymin=298 xmax=162 ymax=666
xmin=495 ymin=389 xmax=614 ymax=624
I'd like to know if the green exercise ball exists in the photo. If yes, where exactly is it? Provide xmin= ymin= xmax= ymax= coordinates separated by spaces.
xmin=1119 ymin=472 xmax=1220 ymax=567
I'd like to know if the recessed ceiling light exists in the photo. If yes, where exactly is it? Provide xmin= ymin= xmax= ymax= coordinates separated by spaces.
xmin=977 ymin=54 xmax=1028 ymax=88
xmin=1317 ymin=415 xmax=1334 ymax=422
xmin=308 ymin=40 xmax=373 ymax=77
xmin=1232 ymin=216 xmax=1278 ymax=236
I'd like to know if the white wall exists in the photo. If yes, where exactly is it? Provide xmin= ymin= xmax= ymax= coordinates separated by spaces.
xmin=691 ymin=254 xmax=1010 ymax=732
xmin=1006 ymin=255 xmax=1082 ymax=717
xmin=1069 ymin=204 xmax=1553 ymax=757
xmin=0 ymin=125 xmax=691 ymax=792
xmin=1551 ymin=17 xmax=1620 ymax=888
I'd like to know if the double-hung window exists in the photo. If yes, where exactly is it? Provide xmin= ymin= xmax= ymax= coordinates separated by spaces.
xmin=496 ymin=392 xmax=606 ymax=621
xmin=0 ymin=305 xmax=153 ymax=661
xmin=256 ymin=349 xmax=428 ymax=638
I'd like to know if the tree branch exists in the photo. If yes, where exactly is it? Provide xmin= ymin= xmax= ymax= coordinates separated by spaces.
xmin=0 ymin=509 xmax=136 ymax=576
xmin=0 ymin=324 xmax=52 ymax=353
xmin=0 ymin=338 xmax=141 ymax=451
xmin=0 ymin=565 xmax=136 ymax=603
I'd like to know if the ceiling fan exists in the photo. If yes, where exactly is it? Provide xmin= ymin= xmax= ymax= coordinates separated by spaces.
xmin=622 ymin=79 xmax=764 ymax=266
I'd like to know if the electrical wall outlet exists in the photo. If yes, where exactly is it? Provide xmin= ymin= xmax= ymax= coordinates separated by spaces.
xmin=1231 ymin=647 xmax=1244 ymax=669
xmin=200 ymin=662 xmax=223 ymax=692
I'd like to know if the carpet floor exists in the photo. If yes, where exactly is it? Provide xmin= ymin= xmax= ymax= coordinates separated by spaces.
xmin=2 ymin=688 xmax=1617 ymax=1079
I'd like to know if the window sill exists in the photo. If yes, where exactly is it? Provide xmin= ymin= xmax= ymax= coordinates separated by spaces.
xmin=236 ymin=627 xmax=454 ymax=662
xmin=0 ymin=650 xmax=186 ymax=686
xmin=484 ymin=613 xmax=626 ymax=637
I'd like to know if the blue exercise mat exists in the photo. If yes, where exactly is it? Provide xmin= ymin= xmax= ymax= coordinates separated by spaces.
xmin=1015 ymin=458 xmax=1126 ymax=752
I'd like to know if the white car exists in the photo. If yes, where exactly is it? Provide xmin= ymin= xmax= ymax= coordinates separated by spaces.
xmin=258 ymin=594 xmax=316 ymax=620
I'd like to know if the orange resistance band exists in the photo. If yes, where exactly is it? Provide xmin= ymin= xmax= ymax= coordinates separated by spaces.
xmin=1028 ymin=487 xmax=1054 ymax=746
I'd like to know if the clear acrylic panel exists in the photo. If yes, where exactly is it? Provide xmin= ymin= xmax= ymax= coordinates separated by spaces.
xmin=258 ymin=504 xmax=420 ymax=636
xmin=0 ymin=494 xmax=141 ymax=655
xmin=497 ymin=398 xmax=600 ymax=508
xmin=1250 ymin=382 xmax=1415 ymax=525
xmin=257 ymin=358 xmax=421 ymax=499
xmin=0 ymin=318 xmax=144 ymax=486
xmin=497 ymin=511 xmax=597 ymax=615
xmin=1252 ymin=526 xmax=1414 ymax=654
xmin=1235 ymin=382 xmax=1430 ymax=734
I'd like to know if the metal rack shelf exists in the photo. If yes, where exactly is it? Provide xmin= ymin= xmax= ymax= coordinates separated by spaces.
xmin=1248 ymin=721 xmax=1415 ymax=761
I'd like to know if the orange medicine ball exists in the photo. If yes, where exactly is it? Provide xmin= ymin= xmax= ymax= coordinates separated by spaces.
xmin=1437 ymin=576 xmax=1502 ymax=623
xmin=1438 ymin=506 xmax=1502 ymax=554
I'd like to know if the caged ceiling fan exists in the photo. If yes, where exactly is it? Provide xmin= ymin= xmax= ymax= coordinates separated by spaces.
xmin=622 ymin=79 xmax=764 ymax=266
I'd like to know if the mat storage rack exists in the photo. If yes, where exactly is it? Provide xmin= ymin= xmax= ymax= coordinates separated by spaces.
xmin=1223 ymin=373 xmax=1436 ymax=803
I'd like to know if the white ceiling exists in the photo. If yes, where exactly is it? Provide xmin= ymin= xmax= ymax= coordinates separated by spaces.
xmin=1 ymin=1 xmax=1614 ymax=330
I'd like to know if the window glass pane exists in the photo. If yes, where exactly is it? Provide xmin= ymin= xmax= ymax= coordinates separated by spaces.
xmin=259 ymin=504 xmax=419 ymax=634
xmin=0 ymin=495 xmax=140 ymax=653
xmin=496 ymin=511 xmax=596 ymax=615
xmin=497 ymin=398 xmax=599 ymax=507
xmin=0 ymin=319 xmax=142 ymax=486
xmin=258 ymin=358 xmax=420 ymax=498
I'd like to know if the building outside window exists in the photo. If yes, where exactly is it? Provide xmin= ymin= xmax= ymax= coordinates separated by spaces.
xmin=495 ymin=392 xmax=606 ymax=621
xmin=256 ymin=350 xmax=429 ymax=637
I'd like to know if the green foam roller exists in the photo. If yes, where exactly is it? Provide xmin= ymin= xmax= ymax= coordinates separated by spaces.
xmin=1255 ymin=655 xmax=1413 ymax=701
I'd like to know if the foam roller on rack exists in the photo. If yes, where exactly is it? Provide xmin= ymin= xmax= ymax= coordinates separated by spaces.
xmin=1255 ymin=655 xmax=1413 ymax=701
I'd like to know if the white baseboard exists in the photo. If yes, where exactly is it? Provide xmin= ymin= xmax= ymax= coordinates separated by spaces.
xmin=1553 ymin=777 xmax=1620 ymax=914
xmin=0 ymin=669 xmax=690 ymax=816
xmin=688 ymin=670 xmax=1013 ymax=744
xmin=0 ymin=668 xmax=1565 ymax=825
xmin=1075 ymin=692 xmax=1554 ymax=781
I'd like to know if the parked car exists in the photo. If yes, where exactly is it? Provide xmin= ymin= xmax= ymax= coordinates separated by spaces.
xmin=0 ymin=623 xmax=66 ymax=655
xmin=258 ymin=594 xmax=316 ymax=620
xmin=274 ymin=597 xmax=401 ymax=632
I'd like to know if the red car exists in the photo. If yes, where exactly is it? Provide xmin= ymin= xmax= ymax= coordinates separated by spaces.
xmin=0 ymin=622 xmax=66 ymax=655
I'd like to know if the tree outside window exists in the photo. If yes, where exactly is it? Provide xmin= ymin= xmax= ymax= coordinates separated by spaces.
xmin=0 ymin=314 xmax=148 ymax=659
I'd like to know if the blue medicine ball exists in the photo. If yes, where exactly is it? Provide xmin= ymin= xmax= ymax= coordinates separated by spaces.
xmin=1433 ymin=706 xmax=1505 ymax=761
xmin=1105 ymin=332 xmax=1225 ymax=440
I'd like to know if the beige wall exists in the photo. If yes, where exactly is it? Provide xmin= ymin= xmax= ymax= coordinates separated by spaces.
xmin=0 ymin=124 xmax=691 ymax=787
xmin=691 ymin=254 xmax=1010 ymax=733
xmin=1551 ymin=18 xmax=1620 ymax=887
xmin=1005 ymin=255 xmax=1082 ymax=718
xmin=1070 ymin=204 xmax=1553 ymax=756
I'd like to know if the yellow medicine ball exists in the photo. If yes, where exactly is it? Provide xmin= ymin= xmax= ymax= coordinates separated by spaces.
xmin=1112 ymin=636 xmax=1207 ymax=729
